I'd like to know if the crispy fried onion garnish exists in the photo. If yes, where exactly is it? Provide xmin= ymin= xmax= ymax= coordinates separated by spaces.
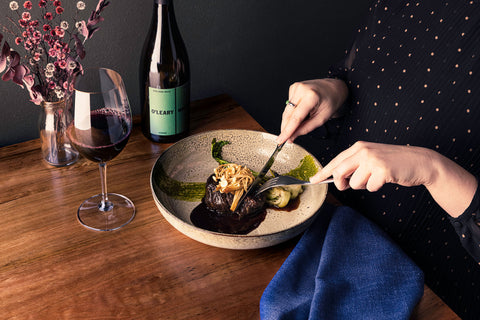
xmin=213 ymin=163 xmax=254 ymax=212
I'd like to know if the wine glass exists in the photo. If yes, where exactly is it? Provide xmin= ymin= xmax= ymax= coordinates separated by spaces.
xmin=67 ymin=68 xmax=135 ymax=231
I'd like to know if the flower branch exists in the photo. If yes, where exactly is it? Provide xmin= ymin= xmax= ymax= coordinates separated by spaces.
xmin=0 ymin=0 xmax=110 ymax=105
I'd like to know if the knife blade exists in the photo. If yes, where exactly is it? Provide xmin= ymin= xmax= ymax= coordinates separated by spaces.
xmin=233 ymin=141 xmax=286 ymax=211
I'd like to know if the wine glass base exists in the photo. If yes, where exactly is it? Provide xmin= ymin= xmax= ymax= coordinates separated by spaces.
xmin=77 ymin=193 xmax=135 ymax=231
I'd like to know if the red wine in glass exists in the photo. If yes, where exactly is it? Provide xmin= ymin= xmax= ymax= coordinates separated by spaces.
xmin=68 ymin=68 xmax=135 ymax=231
xmin=68 ymin=111 xmax=131 ymax=163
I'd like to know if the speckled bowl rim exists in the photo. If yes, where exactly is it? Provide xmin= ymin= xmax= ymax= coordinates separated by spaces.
xmin=150 ymin=129 xmax=328 ymax=249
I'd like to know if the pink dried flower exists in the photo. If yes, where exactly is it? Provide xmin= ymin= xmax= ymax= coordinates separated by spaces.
xmin=24 ymin=40 xmax=33 ymax=50
xmin=19 ymin=19 xmax=29 ymax=27
xmin=22 ymin=12 xmax=31 ymax=20
xmin=58 ymin=60 xmax=67 ymax=69
xmin=9 ymin=1 xmax=19 ymax=11
xmin=54 ymin=26 xmax=65 ymax=37
xmin=48 ymin=48 xmax=57 ymax=57
xmin=60 ymin=21 xmax=68 ymax=30
xmin=67 ymin=60 xmax=77 ymax=70
xmin=0 ymin=0 xmax=110 ymax=104
xmin=77 ymin=1 xmax=85 ymax=10
xmin=33 ymin=30 xmax=41 ymax=40
xmin=45 ymin=63 xmax=55 ymax=72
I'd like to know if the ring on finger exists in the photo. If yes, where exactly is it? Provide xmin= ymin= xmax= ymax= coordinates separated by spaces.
xmin=285 ymin=100 xmax=296 ymax=108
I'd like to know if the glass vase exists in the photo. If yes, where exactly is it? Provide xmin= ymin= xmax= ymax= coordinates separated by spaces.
xmin=39 ymin=99 xmax=79 ymax=167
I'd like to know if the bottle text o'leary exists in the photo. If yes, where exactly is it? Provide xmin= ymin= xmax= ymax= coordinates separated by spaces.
xmin=151 ymin=109 xmax=174 ymax=115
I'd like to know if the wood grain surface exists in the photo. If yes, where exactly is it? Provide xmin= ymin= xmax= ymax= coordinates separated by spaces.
xmin=0 ymin=94 xmax=459 ymax=319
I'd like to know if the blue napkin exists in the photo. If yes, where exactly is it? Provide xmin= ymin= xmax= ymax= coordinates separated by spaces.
xmin=260 ymin=204 xmax=424 ymax=320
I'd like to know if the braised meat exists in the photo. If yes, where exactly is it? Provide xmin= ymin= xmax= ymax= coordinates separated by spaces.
xmin=203 ymin=174 xmax=266 ymax=218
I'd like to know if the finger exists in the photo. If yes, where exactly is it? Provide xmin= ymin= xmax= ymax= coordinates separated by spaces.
xmin=278 ymin=84 xmax=300 ymax=143
xmin=314 ymin=144 xmax=361 ymax=180
xmin=365 ymin=171 xmax=386 ymax=192
xmin=278 ymin=101 xmax=312 ymax=144
xmin=332 ymin=164 xmax=357 ymax=191
xmin=313 ymin=145 xmax=366 ymax=190
xmin=278 ymin=109 xmax=297 ymax=144
xmin=280 ymin=100 xmax=297 ymax=133
xmin=279 ymin=82 xmax=320 ymax=143
xmin=348 ymin=166 xmax=371 ymax=190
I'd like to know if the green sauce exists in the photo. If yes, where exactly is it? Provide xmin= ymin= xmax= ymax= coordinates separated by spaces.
xmin=286 ymin=155 xmax=318 ymax=181
xmin=153 ymin=165 xmax=205 ymax=202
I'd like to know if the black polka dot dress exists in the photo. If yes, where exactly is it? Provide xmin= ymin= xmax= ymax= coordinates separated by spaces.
xmin=315 ymin=0 xmax=480 ymax=318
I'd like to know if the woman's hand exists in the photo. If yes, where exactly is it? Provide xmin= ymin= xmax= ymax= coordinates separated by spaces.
xmin=277 ymin=78 xmax=348 ymax=144
xmin=311 ymin=141 xmax=477 ymax=217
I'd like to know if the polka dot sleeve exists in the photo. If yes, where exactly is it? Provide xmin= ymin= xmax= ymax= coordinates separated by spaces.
xmin=449 ymin=179 xmax=480 ymax=264
xmin=327 ymin=41 xmax=356 ymax=86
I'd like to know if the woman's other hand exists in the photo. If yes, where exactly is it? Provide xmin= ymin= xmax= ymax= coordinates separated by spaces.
xmin=311 ymin=141 xmax=477 ymax=217
xmin=277 ymin=78 xmax=348 ymax=144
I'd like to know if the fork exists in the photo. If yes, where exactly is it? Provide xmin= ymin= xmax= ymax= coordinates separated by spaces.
xmin=255 ymin=175 xmax=334 ymax=195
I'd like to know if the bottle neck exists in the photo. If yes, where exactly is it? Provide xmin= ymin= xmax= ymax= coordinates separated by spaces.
xmin=154 ymin=0 xmax=173 ymax=15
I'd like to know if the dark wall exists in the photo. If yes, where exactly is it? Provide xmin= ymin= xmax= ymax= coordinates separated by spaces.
xmin=0 ymin=0 xmax=371 ymax=147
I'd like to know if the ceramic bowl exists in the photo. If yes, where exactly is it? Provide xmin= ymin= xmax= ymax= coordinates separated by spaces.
xmin=150 ymin=129 xmax=327 ymax=249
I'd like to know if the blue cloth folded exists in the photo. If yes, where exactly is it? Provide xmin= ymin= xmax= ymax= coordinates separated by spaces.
xmin=260 ymin=204 xmax=424 ymax=320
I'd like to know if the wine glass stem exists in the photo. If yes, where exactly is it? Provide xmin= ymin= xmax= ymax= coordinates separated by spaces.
xmin=98 ymin=162 xmax=113 ymax=211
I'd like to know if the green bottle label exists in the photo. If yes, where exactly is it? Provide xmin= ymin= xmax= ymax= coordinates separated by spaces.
xmin=148 ymin=82 xmax=189 ymax=136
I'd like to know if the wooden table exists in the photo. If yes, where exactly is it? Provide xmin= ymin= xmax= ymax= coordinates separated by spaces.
xmin=0 ymin=95 xmax=459 ymax=319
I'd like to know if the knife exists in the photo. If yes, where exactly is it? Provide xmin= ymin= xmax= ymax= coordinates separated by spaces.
xmin=234 ymin=141 xmax=286 ymax=211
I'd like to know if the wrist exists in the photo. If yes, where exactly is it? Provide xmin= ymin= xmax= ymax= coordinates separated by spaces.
xmin=421 ymin=147 xmax=442 ymax=188
xmin=423 ymin=148 xmax=477 ymax=217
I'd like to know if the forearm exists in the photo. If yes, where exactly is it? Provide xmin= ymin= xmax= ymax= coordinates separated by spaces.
xmin=424 ymin=149 xmax=478 ymax=217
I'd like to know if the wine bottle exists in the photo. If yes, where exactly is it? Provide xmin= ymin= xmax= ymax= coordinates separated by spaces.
xmin=140 ymin=0 xmax=190 ymax=143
